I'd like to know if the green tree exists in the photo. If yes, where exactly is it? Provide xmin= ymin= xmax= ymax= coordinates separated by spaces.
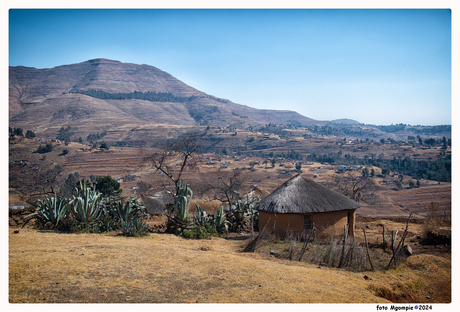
xmin=25 ymin=130 xmax=36 ymax=139
xmin=362 ymin=167 xmax=369 ymax=178
xmin=14 ymin=128 xmax=24 ymax=137
xmin=409 ymin=180 xmax=415 ymax=188
xmin=36 ymin=143 xmax=53 ymax=154
xmin=100 ymin=142 xmax=109 ymax=150
xmin=95 ymin=176 xmax=122 ymax=197
xmin=295 ymin=162 xmax=302 ymax=172
xmin=442 ymin=137 xmax=448 ymax=149
xmin=381 ymin=168 xmax=390 ymax=176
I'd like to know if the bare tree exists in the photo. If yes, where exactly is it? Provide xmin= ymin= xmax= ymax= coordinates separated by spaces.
xmin=142 ymin=134 xmax=202 ymax=196
xmin=202 ymin=168 xmax=253 ymax=209
xmin=334 ymin=171 xmax=378 ymax=204
xmin=10 ymin=163 xmax=63 ymax=201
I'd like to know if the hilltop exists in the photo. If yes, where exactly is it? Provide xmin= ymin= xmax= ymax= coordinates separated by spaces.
xmin=9 ymin=58 xmax=320 ymax=143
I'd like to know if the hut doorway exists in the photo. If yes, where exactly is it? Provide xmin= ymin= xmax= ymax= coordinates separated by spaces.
xmin=347 ymin=211 xmax=355 ymax=236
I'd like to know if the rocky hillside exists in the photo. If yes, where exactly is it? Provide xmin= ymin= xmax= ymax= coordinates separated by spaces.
xmin=9 ymin=58 xmax=321 ymax=142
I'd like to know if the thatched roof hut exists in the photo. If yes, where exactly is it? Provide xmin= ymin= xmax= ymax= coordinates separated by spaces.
xmin=141 ymin=191 xmax=175 ymax=216
xmin=256 ymin=174 xmax=359 ymax=214
xmin=255 ymin=174 xmax=359 ymax=238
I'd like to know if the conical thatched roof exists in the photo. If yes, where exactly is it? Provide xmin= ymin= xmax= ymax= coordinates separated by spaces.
xmin=142 ymin=191 xmax=175 ymax=215
xmin=255 ymin=174 xmax=359 ymax=214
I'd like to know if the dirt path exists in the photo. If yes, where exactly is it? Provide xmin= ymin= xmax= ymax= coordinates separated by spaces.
xmin=9 ymin=228 xmax=389 ymax=303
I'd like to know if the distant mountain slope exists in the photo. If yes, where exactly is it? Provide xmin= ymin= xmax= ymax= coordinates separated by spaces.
xmin=9 ymin=58 xmax=322 ymax=141
xmin=331 ymin=118 xmax=360 ymax=125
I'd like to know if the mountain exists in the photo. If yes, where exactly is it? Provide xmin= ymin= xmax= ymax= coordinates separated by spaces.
xmin=9 ymin=58 xmax=322 ymax=143
xmin=331 ymin=118 xmax=360 ymax=125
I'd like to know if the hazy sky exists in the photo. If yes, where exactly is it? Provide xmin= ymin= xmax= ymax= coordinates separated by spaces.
xmin=8 ymin=8 xmax=452 ymax=125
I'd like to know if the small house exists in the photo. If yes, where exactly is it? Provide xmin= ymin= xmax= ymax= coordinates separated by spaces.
xmin=255 ymin=174 xmax=359 ymax=239
xmin=141 ymin=191 xmax=175 ymax=216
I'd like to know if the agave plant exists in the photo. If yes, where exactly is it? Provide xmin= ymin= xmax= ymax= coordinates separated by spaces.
xmin=172 ymin=180 xmax=193 ymax=223
xmin=69 ymin=180 xmax=104 ymax=227
xmin=27 ymin=193 xmax=68 ymax=228
xmin=113 ymin=198 xmax=146 ymax=223
xmin=119 ymin=217 xmax=148 ymax=237
xmin=215 ymin=206 xmax=230 ymax=234
xmin=195 ymin=203 xmax=208 ymax=226
xmin=227 ymin=196 xmax=260 ymax=233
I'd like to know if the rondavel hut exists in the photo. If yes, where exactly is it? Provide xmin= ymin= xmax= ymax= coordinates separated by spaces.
xmin=255 ymin=174 xmax=359 ymax=239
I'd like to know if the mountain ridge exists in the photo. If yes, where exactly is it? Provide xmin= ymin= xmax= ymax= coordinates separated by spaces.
xmin=9 ymin=58 xmax=322 ymax=141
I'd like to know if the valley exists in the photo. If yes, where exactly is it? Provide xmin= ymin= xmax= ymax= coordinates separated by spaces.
xmin=8 ymin=133 xmax=451 ymax=220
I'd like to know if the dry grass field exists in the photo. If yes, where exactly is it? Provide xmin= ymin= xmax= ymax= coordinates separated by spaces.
xmin=8 ymin=137 xmax=452 ymax=304
xmin=8 ymin=223 xmax=451 ymax=304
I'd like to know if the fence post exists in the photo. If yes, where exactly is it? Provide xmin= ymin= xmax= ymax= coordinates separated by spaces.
xmin=298 ymin=224 xmax=315 ymax=261
xmin=338 ymin=224 xmax=349 ymax=268
xmin=382 ymin=225 xmax=386 ymax=250
xmin=386 ymin=213 xmax=412 ymax=269
xmin=363 ymin=227 xmax=374 ymax=271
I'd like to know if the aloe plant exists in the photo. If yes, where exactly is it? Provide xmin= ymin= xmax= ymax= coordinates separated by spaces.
xmin=27 ymin=193 xmax=68 ymax=228
xmin=69 ymin=180 xmax=104 ymax=227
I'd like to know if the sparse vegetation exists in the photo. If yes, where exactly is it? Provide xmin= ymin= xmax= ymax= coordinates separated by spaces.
xmin=24 ymin=179 xmax=148 ymax=236
xmin=35 ymin=143 xmax=53 ymax=154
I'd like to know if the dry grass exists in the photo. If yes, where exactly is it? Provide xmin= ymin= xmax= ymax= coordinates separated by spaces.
xmin=251 ymin=218 xmax=451 ymax=303
xmin=9 ymin=227 xmax=389 ymax=303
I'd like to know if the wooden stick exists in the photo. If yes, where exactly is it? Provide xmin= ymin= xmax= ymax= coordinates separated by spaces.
xmin=298 ymin=223 xmax=315 ymax=261
xmin=289 ymin=240 xmax=295 ymax=261
xmin=386 ymin=213 xmax=412 ymax=269
xmin=392 ymin=230 xmax=399 ymax=254
xmin=243 ymin=217 xmax=270 ymax=252
xmin=382 ymin=225 xmax=386 ymax=250
xmin=338 ymin=224 xmax=349 ymax=268
xmin=362 ymin=227 xmax=374 ymax=271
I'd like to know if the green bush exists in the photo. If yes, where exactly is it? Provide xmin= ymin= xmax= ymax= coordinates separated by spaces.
xmin=182 ymin=224 xmax=217 ymax=239
xmin=36 ymin=143 xmax=53 ymax=154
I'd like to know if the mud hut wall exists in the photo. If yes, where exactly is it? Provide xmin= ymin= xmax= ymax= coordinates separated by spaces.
xmin=258 ymin=210 xmax=355 ymax=239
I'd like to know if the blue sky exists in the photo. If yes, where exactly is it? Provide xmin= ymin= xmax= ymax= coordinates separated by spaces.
xmin=8 ymin=8 xmax=452 ymax=125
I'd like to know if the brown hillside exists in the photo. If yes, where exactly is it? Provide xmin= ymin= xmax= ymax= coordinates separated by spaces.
xmin=9 ymin=58 xmax=321 ymax=141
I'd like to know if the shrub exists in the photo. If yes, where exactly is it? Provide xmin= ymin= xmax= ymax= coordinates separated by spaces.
xmin=36 ymin=143 xmax=53 ymax=154
xmin=182 ymin=224 xmax=217 ymax=239
xmin=95 ymin=175 xmax=122 ymax=197
xmin=25 ymin=130 xmax=36 ymax=139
